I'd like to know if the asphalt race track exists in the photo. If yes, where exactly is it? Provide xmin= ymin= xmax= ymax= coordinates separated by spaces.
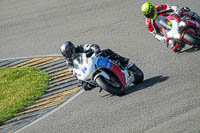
xmin=1 ymin=0 xmax=200 ymax=133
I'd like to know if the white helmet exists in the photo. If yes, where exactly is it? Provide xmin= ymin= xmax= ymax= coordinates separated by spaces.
xmin=83 ymin=44 xmax=100 ymax=53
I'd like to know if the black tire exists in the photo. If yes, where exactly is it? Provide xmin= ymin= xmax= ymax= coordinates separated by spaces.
xmin=131 ymin=66 xmax=144 ymax=84
xmin=95 ymin=76 xmax=125 ymax=96
xmin=173 ymin=44 xmax=183 ymax=53
xmin=173 ymin=48 xmax=182 ymax=53
xmin=183 ymin=33 xmax=200 ymax=46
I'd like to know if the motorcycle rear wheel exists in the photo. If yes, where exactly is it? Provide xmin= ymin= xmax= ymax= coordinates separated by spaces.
xmin=95 ymin=76 xmax=125 ymax=96
xmin=183 ymin=33 xmax=200 ymax=46
xmin=130 ymin=66 xmax=144 ymax=84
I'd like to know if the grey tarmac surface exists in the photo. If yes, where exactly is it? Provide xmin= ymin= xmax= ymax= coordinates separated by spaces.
xmin=0 ymin=0 xmax=200 ymax=133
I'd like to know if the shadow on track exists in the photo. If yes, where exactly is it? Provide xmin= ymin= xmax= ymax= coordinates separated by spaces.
xmin=123 ymin=75 xmax=169 ymax=96
xmin=100 ymin=75 xmax=169 ymax=97
xmin=179 ymin=46 xmax=200 ymax=54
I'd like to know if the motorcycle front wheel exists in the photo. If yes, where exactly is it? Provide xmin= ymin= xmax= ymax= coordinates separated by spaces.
xmin=95 ymin=76 xmax=125 ymax=96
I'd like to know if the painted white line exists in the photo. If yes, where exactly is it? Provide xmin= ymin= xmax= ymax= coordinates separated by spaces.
xmin=0 ymin=54 xmax=63 ymax=61
xmin=15 ymin=89 xmax=84 ymax=133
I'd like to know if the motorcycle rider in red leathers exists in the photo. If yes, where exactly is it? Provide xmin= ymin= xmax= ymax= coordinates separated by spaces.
xmin=141 ymin=2 xmax=200 ymax=52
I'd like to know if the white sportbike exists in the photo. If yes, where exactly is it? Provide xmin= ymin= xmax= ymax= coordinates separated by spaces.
xmin=71 ymin=52 xmax=144 ymax=96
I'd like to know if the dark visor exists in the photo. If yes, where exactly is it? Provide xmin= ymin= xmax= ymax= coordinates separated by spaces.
xmin=145 ymin=8 xmax=155 ymax=18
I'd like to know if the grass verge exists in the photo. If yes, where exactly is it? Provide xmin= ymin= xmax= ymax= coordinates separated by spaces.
xmin=0 ymin=67 xmax=49 ymax=125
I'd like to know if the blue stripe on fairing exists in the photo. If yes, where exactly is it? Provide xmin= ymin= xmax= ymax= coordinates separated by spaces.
xmin=96 ymin=56 xmax=113 ymax=70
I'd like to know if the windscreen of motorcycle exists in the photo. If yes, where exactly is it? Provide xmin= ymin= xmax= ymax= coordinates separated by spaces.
xmin=156 ymin=16 xmax=171 ymax=31
xmin=166 ymin=20 xmax=179 ymax=38
xmin=74 ymin=55 xmax=96 ymax=81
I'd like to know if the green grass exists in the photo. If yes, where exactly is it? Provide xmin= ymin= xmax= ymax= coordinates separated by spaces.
xmin=0 ymin=67 xmax=49 ymax=125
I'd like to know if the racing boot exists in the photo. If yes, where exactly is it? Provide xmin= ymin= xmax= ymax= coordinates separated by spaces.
xmin=104 ymin=49 xmax=129 ymax=67
xmin=115 ymin=54 xmax=129 ymax=68
xmin=192 ymin=12 xmax=200 ymax=23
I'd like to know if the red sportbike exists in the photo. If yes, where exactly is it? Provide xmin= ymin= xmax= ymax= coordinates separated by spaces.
xmin=158 ymin=13 xmax=200 ymax=52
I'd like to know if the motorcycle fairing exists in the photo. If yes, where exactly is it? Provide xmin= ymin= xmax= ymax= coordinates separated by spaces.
xmin=96 ymin=56 xmax=113 ymax=70
xmin=167 ymin=15 xmax=181 ymax=22
xmin=81 ymin=66 xmax=87 ymax=74
xmin=111 ymin=64 xmax=127 ymax=88
xmin=96 ymin=56 xmax=127 ymax=88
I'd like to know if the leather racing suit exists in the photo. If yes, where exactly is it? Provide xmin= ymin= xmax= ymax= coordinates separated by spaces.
xmin=64 ymin=44 xmax=129 ymax=91
xmin=65 ymin=44 xmax=129 ymax=70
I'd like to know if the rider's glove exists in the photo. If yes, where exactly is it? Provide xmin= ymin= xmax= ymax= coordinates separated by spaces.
xmin=163 ymin=37 xmax=167 ymax=44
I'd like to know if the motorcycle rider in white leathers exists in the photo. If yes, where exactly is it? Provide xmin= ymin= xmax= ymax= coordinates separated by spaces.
xmin=60 ymin=41 xmax=129 ymax=90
